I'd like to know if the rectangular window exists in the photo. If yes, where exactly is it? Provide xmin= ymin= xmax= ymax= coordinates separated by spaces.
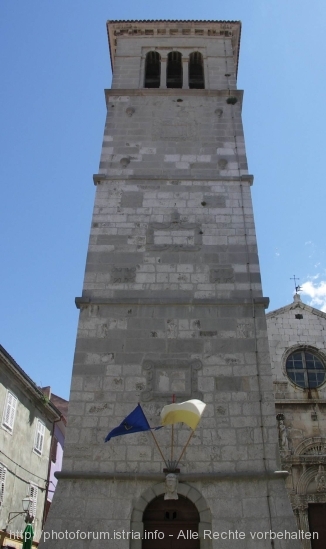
xmin=34 ymin=420 xmax=45 ymax=455
xmin=28 ymin=483 xmax=38 ymax=518
xmin=2 ymin=391 xmax=17 ymax=433
xmin=0 ymin=463 xmax=6 ymax=507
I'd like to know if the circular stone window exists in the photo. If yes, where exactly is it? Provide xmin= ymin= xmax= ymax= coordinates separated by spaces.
xmin=286 ymin=349 xmax=326 ymax=389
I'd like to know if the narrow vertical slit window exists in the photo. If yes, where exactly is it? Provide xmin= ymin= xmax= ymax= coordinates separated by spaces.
xmin=167 ymin=51 xmax=182 ymax=88
xmin=189 ymin=52 xmax=205 ymax=89
xmin=144 ymin=51 xmax=161 ymax=88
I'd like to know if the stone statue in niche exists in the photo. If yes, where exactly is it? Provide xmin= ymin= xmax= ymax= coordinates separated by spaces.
xmin=316 ymin=466 xmax=326 ymax=492
xmin=164 ymin=473 xmax=178 ymax=500
xmin=278 ymin=419 xmax=289 ymax=452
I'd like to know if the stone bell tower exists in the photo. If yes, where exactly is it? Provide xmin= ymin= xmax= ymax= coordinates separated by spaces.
xmin=43 ymin=20 xmax=301 ymax=548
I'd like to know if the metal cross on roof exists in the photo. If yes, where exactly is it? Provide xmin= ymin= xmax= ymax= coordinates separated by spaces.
xmin=290 ymin=275 xmax=302 ymax=293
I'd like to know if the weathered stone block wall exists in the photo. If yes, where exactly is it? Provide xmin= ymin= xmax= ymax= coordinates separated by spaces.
xmin=100 ymin=92 xmax=247 ymax=179
xmin=46 ymin=477 xmax=297 ymax=549
xmin=83 ymin=178 xmax=259 ymax=301
xmin=64 ymin=301 xmax=277 ymax=475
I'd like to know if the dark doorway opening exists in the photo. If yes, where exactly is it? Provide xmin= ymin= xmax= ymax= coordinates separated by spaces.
xmin=308 ymin=503 xmax=326 ymax=549
xmin=143 ymin=495 xmax=199 ymax=549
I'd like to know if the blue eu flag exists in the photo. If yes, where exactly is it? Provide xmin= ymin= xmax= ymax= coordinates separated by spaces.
xmin=105 ymin=404 xmax=151 ymax=442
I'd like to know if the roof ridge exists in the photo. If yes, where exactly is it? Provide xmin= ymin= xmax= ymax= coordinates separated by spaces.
xmin=107 ymin=19 xmax=241 ymax=23
xmin=0 ymin=344 xmax=62 ymax=419
xmin=266 ymin=300 xmax=326 ymax=320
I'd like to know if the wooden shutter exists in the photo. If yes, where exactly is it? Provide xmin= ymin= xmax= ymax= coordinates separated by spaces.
xmin=2 ymin=391 xmax=17 ymax=431
xmin=29 ymin=483 xmax=38 ymax=518
xmin=34 ymin=420 xmax=45 ymax=454
xmin=0 ymin=464 xmax=6 ymax=506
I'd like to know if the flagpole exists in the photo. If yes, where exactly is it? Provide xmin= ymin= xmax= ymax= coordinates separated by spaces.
xmin=175 ymin=430 xmax=195 ymax=468
xmin=150 ymin=430 xmax=168 ymax=468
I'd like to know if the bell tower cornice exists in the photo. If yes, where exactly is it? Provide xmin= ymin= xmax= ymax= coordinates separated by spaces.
xmin=107 ymin=19 xmax=241 ymax=75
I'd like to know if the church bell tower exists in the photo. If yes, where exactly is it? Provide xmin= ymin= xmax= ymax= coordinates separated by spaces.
xmin=43 ymin=20 xmax=301 ymax=548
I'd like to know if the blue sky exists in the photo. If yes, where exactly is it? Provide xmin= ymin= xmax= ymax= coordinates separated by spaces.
xmin=1 ymin=1 xmax=325 ymax=399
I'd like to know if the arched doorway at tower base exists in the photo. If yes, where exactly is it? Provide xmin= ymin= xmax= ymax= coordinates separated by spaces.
xmin=130 ymin=482 xmax=212 ymax=549
xmin=143 ymin=494 xmax=199 ymax=549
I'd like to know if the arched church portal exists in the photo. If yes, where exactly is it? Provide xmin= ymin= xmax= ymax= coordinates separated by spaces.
xmin=143 ymin=495 xmax=199 ymax=549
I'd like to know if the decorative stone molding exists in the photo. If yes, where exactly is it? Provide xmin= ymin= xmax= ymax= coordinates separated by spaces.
xmin=290 ymin=495 xmax=308 ymax=514
xmin=294 ymin=437 xmax=326 ymax=456
xmin=164 ymin=473 xmax=179 ymax=500
xmin=307 ymin=493 xmax=326 ymax=503
xmin=297 ymin=466 xmax=319 ymax=495
xmin=314 ymin=464 xmax=326 ymax=492
xmin=107 ymin=20 xmax=241 ymax=75
xmin=75 ymin=296 xmax=270 ymax=309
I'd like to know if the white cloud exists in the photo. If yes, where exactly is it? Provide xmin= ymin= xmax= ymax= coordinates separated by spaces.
xmin=301 ymin=280 xmax=326 ymax=312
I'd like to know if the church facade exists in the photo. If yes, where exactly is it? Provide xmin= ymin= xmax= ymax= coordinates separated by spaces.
xmin=267 ymin=294 xmax=326 ymax=549
xmin=42 ymin=20 xmax=302 ymax=549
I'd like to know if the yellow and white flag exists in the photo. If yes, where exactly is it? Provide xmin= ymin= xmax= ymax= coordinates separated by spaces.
xmin=160 ymin=399 xmax=206 ymax=430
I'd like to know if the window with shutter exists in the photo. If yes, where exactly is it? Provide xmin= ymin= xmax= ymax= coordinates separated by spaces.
xmin=0 ymin=463 xmax=6 ymax=507
xmin=2 ymin=391 xmax=17 ymax=433
xmin=28 ymin=483 xmax=38 ymax=518
xmin=34 ymin=420 xmax=45 ymax=455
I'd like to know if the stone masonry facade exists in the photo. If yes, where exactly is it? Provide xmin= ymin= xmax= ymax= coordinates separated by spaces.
xmin=267 ymin=295 xmax=326 ymax=549
xmin=42 ymin=21 xmax=301 ymax=549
